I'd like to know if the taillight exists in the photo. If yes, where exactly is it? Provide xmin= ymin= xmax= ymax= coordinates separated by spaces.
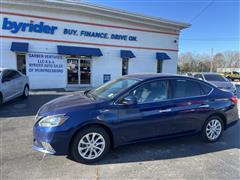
xmin=230 ymin=96 xmax=238 ymax=104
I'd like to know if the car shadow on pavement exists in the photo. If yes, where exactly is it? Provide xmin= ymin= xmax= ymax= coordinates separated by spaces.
xmin=68 ymin=122 xmax=239 ymax=165
xmin=0 ymin=93 xmax=67 ymax=118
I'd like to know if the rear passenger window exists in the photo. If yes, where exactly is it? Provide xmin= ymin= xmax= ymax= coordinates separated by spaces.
xmin=200 ymin=83 xmax=212 ymax=94
xmin=172 ymin=79 xmax=206 ymax=98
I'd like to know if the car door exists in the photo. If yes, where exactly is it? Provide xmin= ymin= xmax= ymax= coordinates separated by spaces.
xmin=169 ymin=79 xmax=213 ymax=133
xmin=1 ymin=70 xmax=17 ymax=101
xmin=113 ymin=79 xmax=175 ymax=145
xmin=11 ymin=70 xmax=24 ymax=96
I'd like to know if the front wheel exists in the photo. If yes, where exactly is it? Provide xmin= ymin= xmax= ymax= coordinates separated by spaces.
xmin=70 ymin=126 xmax=110 ymax=163
xmin=202 ymin=116 xmax=224 ymax=142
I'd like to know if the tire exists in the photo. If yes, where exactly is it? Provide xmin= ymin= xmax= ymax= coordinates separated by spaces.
xmin=201 ymin=116 xmax=224 ymax=143
xmin=22 ymin=85 xmax=29 ymax=98
xmin=70 ymin=126 xmax=110 ymax=163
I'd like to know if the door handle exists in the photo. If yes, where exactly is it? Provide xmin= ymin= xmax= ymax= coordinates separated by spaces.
xmin=159 ymin=109 xmax=172 ymax=113
xmin=199 ymin=104 xmax=209 ymax=108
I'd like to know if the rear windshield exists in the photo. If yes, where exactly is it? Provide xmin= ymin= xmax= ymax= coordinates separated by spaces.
xmin=204 ymin=74 xmax=227 ymax=82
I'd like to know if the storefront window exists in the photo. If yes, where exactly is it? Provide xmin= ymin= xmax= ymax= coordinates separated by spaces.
xmin=157 ymin=60 xmax=163 ymax=73
xmin=67 ymin=59 xmax=79 ymax=84
xmin=122 ymin=58 xmax=129 ymax=76
xmin=16 ymin=54 xmax=26 ymax=74
xmin=67 ymin=58 xmax=91 ymax=85
xmin=80 ymin=60 xmax=91 ymax=84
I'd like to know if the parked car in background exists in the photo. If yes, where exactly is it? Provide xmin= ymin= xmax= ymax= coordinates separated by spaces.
xmin=192 ymin=72 xmax=237 ymax=95
xmin=33 ymin=74 xmax=239 ymax=163
xmin=186 ymin=72 xmax=193 ymax=77
xmin=223 ymin=71 xmax=240 ymax=81
xmin=0 ymin=68 xmax=29 ymax=104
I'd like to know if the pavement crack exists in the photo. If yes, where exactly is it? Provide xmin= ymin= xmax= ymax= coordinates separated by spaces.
xmin=96 ymin=165 xmax=99 ymax=180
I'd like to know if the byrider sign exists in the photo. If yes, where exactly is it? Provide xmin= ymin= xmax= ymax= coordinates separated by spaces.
xmin=1 ymin=17 xmax=137 ymax=41
xmin=2 ymin=18 xmax=58 ymax=34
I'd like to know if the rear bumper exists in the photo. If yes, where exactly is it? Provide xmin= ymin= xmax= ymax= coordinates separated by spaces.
xmin=226 ymin=119 xmax=239 ymax=129
xmin=225 ymin=103 xmax=239 ymax=126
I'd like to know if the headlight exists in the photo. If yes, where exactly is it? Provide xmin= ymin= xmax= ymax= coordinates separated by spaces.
xmin=38 ymin=114 xmax=69 ymax=128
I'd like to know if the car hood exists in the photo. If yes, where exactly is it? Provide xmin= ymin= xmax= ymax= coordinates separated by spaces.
xmin=208 ymin=81 xmax=233 ymax=89
xmin=37 ymin=92 xmax=99 ymax=116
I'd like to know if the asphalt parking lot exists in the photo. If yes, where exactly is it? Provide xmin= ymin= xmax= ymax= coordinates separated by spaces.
xmin=0 ymin=89 xmax=240 ymax=180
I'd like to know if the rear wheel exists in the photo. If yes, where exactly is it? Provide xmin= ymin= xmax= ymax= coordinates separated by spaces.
xmin=202 ymin=116 xmax=223 ymax=142
xmin=70 ymin=126 xmax=110 ymax=163
xmin=22 ymin=85 xmax=29 ymax=98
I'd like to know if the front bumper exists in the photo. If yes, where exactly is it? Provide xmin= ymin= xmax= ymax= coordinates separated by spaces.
xmin=32 ymin=141 xmax=56 ymax=155
xmin=33 ymin=124 xmax=74 ymax=155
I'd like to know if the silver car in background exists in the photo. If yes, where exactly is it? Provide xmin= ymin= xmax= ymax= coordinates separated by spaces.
xmin=193 ymin=72 xmax=237 ymax=95
xmin=0 ymin=68 xmax=29 ymax=104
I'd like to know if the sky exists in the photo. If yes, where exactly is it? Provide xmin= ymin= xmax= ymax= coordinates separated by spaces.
xmin=86 ymin=0 xmax=240 ymax=55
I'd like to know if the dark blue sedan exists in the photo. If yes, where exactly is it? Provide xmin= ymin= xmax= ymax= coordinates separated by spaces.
xmin=33 ymin=74 xmax=239 ymax=163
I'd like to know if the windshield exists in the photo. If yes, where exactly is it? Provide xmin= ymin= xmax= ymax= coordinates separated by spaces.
xmin=204 ymin=74 xmax=227 ymax=82
xmin=89 ymin=78 xmax=140 ymax=100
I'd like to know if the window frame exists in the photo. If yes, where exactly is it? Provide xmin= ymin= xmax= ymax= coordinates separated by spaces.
xmin=114 ymin=78 xmax=214 ymax=105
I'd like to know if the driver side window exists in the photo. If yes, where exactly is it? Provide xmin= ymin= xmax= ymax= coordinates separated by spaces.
xmin=130 ymin=80 xmax=169 ymax=103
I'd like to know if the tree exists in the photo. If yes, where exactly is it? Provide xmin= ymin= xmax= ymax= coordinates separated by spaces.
xmin=178 ymin=51 xmax=240 ymax=73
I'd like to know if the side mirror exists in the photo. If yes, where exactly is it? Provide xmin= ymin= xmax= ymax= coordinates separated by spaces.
xmin=198 ymin=77 xmax=203 ymax=80
xmin=120 ymin=96 xmax=137 ymax=105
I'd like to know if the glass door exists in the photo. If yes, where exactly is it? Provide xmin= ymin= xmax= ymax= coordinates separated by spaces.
xmin=67 ymin=59 xmax=79 ymax=84
xmin=80 ymin=59 xmax=91 ymax=84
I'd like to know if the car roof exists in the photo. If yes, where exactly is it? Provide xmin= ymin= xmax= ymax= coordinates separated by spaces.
xmin=123 ymin=73 xmax=194 ymax=81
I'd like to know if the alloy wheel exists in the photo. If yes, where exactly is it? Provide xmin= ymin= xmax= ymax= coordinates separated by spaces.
xmin=78 ymin=132 xmax=105 ymax=160
xmin=206 ymin=119 xmax=222 ymax=141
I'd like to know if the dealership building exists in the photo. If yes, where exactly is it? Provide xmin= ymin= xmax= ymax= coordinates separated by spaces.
xmin=0 ymin=0 xmax=190 ymax=89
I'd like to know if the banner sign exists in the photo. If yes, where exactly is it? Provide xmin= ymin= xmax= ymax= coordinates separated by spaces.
xmin=27 ymin=53 xmax=64 ymax=75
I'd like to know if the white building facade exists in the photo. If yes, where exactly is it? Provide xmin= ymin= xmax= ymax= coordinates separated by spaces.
xmin=0 ymin=0 xmax=190 ymax=89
